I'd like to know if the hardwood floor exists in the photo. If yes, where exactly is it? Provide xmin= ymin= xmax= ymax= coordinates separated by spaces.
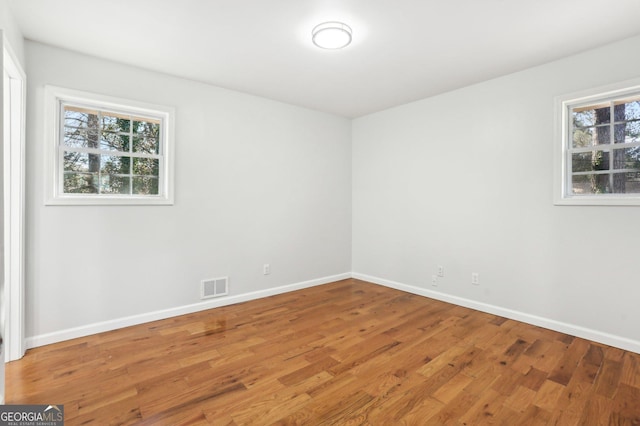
xmin=6 ymin=279 xmax=640 ymax=425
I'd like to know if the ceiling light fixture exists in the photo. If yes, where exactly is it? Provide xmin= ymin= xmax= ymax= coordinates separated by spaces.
xmin=312 ymin=21 xmax=352 ymax=49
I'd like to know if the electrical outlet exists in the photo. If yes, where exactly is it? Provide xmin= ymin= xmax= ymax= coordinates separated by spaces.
xmin=431 ymin=275 xmax=438 ymax=287
xmin=471 ymin=272 xmax=479 ymax=285
xmin=437 ymin=265 xmax=444 ymax=277
xmin=263 ymin=264 xmax=271 ymax=275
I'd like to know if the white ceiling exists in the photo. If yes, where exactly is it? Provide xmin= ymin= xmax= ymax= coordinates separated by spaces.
xmin=9 ymin=0 xmax=640 ymax=118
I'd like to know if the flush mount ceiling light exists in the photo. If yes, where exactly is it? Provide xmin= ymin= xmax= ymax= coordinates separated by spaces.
xmin=312 ymin=21 xmax=352 ymax=49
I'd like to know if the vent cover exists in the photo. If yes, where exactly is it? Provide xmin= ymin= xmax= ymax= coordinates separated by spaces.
xmin=201 ymin=277 xmax=229 ymax=299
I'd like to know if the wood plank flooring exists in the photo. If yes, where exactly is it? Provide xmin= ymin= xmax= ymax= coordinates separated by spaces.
xmin=6 ymin=279 xmax=640 ymax=425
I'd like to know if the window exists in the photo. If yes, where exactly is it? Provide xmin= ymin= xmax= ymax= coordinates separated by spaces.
xmin=555 ymin=80 xmax=640 ymax=205
xmin=45 ymin=86 xmax=175 ymax=205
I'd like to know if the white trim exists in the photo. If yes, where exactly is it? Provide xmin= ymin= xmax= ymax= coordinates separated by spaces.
xmin=25 ymin=271 xmax=640 ymax=354
xmin=2 ymin=36 xmax=26 ymax=361
xmin=25 ymin=272 xmax=351 ymax=349
xmin=44 ymin=85 xmax=175 ymax=205
xmin=554 ymin=77 xmax=640 ymax=206
xmin=353 ymin=272 xmax=640 ymax=355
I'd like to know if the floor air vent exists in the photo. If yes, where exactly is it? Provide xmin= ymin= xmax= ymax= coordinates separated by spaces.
xmin=201 ymin=277 xmax=229 ymax=299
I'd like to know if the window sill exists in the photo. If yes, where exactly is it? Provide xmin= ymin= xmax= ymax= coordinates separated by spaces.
xmin=45 ymin=194 xmax=174 ymax=206
xmin=554 ymin=195 xmax=640 ymax=206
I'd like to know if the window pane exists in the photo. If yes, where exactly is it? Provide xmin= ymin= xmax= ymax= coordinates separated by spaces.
xmin=133 ymin=158 xmax=159 ymax=176
xmin=100 ymin=175 xmax=130 ymax=194
xmin=573 ymin=105 xmax=609 ymax=127
xmin=614 ymin=99 xmax=640 ymax=121
xmin=64 ymin=106 xmax=98 ymax=130
xmin=572 ymin=151 xmax=609 ymax=172
xmin=572 ymin=125 xmax=611 ymax=147
xmin=64 ymin=129 xmax=87 ymax=148
xmin=573 ymin=111 xmax=595 ymax=127
xmin=100 ymin=155 xmax=131 ymax=175
xmin=63 ymin=107 xmax=100 ymax=150
xmin=609 ymin=147 xmax=640 ymax=170
xmin=100 ymin=131 xmax=130 ymax=151
xmin=102 ymin=114 xmax=131 ymax=133
xmin=132 ymin=136 xmax=159 ymax=154
xmin=572 ymin=127 xmax=594 ymax=148
xmin=63 ymin=172 xmax=98 ymax=193
xmin=593 ymin=125 xmax=610 ymax=145
xmin=133 ymin=120 xmax=159 ymax=137
xmin=572 ymin=152 xmax=592 ymax=172
xmin=64 ymin=151 xmax=88 ymax=172
xmin=63 ymin=128 xmax=99 ymax=148
xmin=132 ymin=176 xmax=158 ymax=195
xmin=64 ymin=151 xmax=100 ymax=173
xmin=611 ymin=172 xmax=640 ymax=194
xmin=132 ymin=121 xmax=160 ymax=154
xmin=614 ymin=121 xmax=640 ymax=144
xmin=572 ymin=174 xmax=611 ymax=195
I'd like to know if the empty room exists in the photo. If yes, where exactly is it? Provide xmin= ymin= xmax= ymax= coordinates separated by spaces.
xmin=1 ymin=0 xmax=640 ymax=424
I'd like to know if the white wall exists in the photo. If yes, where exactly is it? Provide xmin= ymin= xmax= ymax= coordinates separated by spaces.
xmin=353 ymin=35 xmax=640 ymax=352
xmin=25 ymin=41 xmax=352 ymax=343
xmin=22 ymin=32 xmax=640 ymax=352
xmin=0 ymin=0 xmax=24 ymax=65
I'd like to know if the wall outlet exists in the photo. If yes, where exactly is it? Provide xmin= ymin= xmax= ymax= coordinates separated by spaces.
xmin=437 ymin=265 xmax=444 ymax=277
xmin=471 ymin=272 xmax=479 ymax=285
xmin=263 ymin=264 xmax=271 ymax=275
xmin=431 ymin=275 xmax=438 ymax=287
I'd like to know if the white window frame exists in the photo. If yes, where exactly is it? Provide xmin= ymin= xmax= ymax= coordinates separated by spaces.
xmin=554 ymin=78 xmax=640 ymax=206
xmin=45 ymin=86 xmax=175 ymax=205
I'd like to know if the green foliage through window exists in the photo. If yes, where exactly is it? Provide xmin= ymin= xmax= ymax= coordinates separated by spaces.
xmin=569 ymin=97 xmax=640 ymax=195
xmin=62 ymin=105 xmax=162 ymax=196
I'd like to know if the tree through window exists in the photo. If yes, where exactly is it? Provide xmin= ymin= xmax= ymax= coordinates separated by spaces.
xmin=556 ymin=82 xmax=640 ymax=205
xmin=45 ymin=86 xmax=174 ymax=205
xmin=62 ymin=106 xmax=161 ymax=195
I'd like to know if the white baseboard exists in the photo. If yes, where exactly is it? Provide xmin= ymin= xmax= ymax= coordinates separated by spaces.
xmin=26 ymin=271 xmax=640 ymax=355
xmin=353 ymin=272 xmax=640 ymax=355
xmin=25 ymin=272 xmax=352 ymax=349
